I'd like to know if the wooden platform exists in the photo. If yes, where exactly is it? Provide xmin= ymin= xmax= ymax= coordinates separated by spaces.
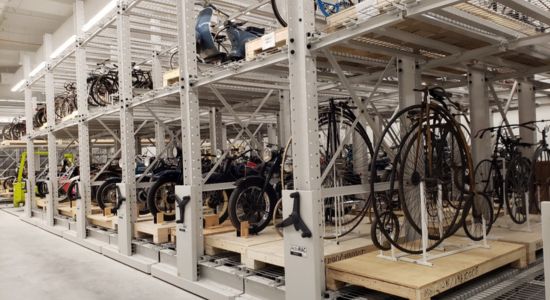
xmin=134 ymin=220 xmax=176 ymax=244
xmin=326 ymin=237 xmax=526 ymax=300
xmin=488 ymin=222 xmax=543 ymax=265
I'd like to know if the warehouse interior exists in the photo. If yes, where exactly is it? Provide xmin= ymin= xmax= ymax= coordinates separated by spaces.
xmin=1 ymin=0 xmax=550 ymax=299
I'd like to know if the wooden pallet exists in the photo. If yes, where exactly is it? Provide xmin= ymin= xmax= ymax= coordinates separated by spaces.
xmin=247 ymin=236 xmax=375 ymax=270
xmin=204 ymin=227 xmax=283 ymax=269
xmin=245 ymin=27 xmax=288 ymax=61
xmin=204 ymin=225 xmax=375 ymax=269
xmin=87 ymin=213 xmax=117 ymax=230
xmin=326 ymin=237 xmax=527 ymax=300
xmin=163 ymin=69 xmax=179 ymax=87
xmin=134 ymin=220 xmax=176 ymax=244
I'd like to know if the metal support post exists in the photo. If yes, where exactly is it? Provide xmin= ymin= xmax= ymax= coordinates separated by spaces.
xmin=117 ymin=0 xmax=137 ymax=256
xmin=278 ymin=90 xmax=291 ymax=147
xmin=151 ymin=19 xmax=162 ymax=90
xmin=74 ymin=0 xmax=92 ymax=239
xmin=23 ymin=55 xmax=35 ymax=219
xmin=518 ymin=79 xmax=537 ymax=158
xmin=44 ymin=33 xmax=57 ymax=227
xmin=221 ymin=125 xmax=227 ymax=150
xmin=468 ymin=66 xmax=491 ymax=170
xmin=154 ymin=122 xmax=165 ymax=157
xmin=176 ymin=0 xmax=203 ymax=281
xmin=284 ymin=0 xmax=324 ymax=298
xmin=267 ymin=124 xmax=277 ymax=145
xmin=397 ymin=56 xmax=421 ymax=108
xmin=209 ymin=107 xmax=223 ymax=154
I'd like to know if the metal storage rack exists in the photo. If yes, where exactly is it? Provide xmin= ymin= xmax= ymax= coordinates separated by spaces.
xmin=11 ymin=0 xmax=550 ymax=299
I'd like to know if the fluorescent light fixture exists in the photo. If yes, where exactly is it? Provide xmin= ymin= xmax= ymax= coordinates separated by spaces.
xmin=11 ymin=80 xmax=26 ymax=92
xmin=29 ymin=61 xmax=46 ymax=78
xmin=82 ymin=0 xmax=117 ymax=32
xmin=50 ymin=35 xmax=76 ymax=59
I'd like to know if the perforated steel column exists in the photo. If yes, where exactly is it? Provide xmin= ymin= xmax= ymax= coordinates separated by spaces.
xmin=518 ymin=79 xmax=536 ymax=157
xmin=175 ymin=0 xmax=202 ymax=281
xmin=398 ymin=56 xmax=420 ymax=108
xmin=284 ymin=0 xmax=324 ymax=298
xmin=75 ymin=0 xmax=91 ymax=238
xmin=278 ymin=90 xmax=291 ymax=147
xmin=209 ymin=107 xmax=223 ymax=154
xmin=469 ymin=66 xmax=491 ymax=169
xmin=117 ymin=0 xmax=137 ymax=256
xmin=23 ymin=55 xmax=35 ymax=219
xmin=44 ymin=33 xmax=57 ymax=227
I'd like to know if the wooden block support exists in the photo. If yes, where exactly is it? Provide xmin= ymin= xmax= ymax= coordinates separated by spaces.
xmin=163 ymin=69 xmax=180 ymax=87
xmin=240 ymin=221 xmax=250 ymax=238
xmin=155 ymin=213 xmax=164 ymax=224
xmin=204 ymin=214 xmax=219 ymax=228
xmin=103 ymin=207 xmax=112 ymax=217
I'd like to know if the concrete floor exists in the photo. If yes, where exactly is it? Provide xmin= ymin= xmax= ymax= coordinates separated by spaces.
xmin=0 ymin=210 xmax=202 ymax=300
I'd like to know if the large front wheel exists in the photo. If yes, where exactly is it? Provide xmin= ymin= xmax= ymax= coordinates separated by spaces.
xmin=228 ymin=180 xmax=276 ymax=234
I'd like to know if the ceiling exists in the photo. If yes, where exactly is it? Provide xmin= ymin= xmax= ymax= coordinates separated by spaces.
xmin=0 ymin=0 xmax=72 ymax=122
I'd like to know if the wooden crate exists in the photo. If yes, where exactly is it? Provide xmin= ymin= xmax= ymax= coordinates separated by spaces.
xmin=134 ymin=220 xmax=176 ymax=244
xmin=326 ymin=237 xmax=526 ymax=300
xmin=163 ymin=69 xmax=179 ymax=87
xmin=245 ymin=27 xmax=288 ymax=61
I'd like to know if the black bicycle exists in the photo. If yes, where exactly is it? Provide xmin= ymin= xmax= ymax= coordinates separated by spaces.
xmin=475 ymin=122 xmax=535 ymax=224
xmin=529 ymin=122 xmax=550 ymax=213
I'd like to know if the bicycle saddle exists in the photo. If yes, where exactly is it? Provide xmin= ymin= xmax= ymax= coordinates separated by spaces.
xmin=429 ymin=87 xmax=453 ymax=101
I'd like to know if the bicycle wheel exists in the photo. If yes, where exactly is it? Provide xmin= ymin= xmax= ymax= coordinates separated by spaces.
xmin=530 ymin=145 xmax=550 ymax=213
xmin=463 ymin=192 xmax=493 ymax=241
xmin=271 ymin=0 xmax=288 ymax=27
xmin=371 ymin=103 xmax=471 ymax=254
xmin=318 ymin=101 xmax=373 ymax=239
xmin=505 ymin=156 xmax=531 ymax=224
xmin=475 ymin=159 xmax=503 ymax=223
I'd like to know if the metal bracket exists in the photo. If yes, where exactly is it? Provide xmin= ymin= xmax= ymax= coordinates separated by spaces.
xmin=175 ymin=195 xmax=191 ymax=225
xmin=276 ymin=192 xmax=312 ymax=238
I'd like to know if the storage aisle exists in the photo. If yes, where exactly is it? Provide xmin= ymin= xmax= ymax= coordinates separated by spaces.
xmin=0 ymin=210 xmax=202 ymax=300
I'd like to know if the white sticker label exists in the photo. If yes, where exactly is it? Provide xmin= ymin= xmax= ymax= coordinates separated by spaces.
xmin=290 ymin=245 xmax=307 ymax=258
xmin=262 ymin=32 xmax=276 ymax=50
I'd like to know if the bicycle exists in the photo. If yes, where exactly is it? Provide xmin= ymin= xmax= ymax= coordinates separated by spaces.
xmin=369 ymin=86 xmax=490 ymax=254
xmin=474 ymin=122 xmax=536 ymax=225
xmin=529 ymin=122 xmax=550 ymax=213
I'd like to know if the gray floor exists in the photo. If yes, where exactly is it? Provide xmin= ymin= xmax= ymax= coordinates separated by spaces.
xmin=0 ymin=210 xmax=202 ymax=300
